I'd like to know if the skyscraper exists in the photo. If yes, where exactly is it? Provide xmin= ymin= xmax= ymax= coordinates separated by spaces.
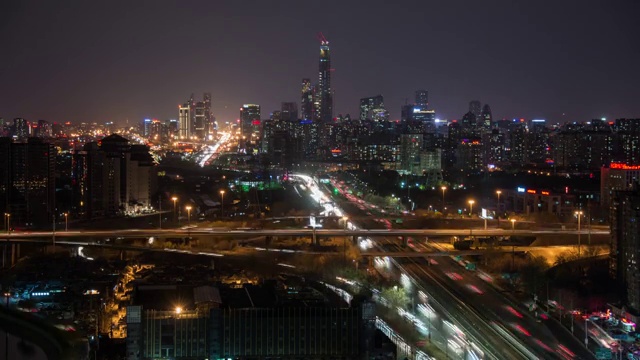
xmin=481 ymin=104 xmax=492 ymax=130
xmin=415 ymin=90 xmax=428 ymax=107
xmin=178 ymin=104 xmax=191 ymax=139
xmin=469 ymin=100 xmax=482 ymax=123
xmin=194 ymin=94 xmax=212 ymax=141
xmin=317 ymin=35 xmax=333 ymax=123
xmin=240 ymin=104 xmax=261 ymax=139
xmin=300 ymin=79 xmax=313 ymax=121
xmin=359 ymin=95 xmax=384 ymax=121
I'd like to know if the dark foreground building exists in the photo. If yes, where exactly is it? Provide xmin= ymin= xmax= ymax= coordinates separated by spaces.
xmin=126 ymin=282 xmax=374 ymax=360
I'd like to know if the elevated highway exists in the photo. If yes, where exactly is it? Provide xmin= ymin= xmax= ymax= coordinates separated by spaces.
xmin=0 ymin=227 xmax=609 ymax=240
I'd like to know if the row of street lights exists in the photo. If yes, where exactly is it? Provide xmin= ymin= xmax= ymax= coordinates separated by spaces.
xmin=439 ymin=187 xmax=503 ymax=216
xmin=168 ymin=190 xmax=226 ymax=228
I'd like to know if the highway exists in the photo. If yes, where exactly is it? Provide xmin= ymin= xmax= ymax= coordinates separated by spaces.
xmin=0 ymin=227 xmax=608 ymax=240
xmin=407 ymin=239 xmax=592 ymax=359
xmin=324 ymin=174 xmax=595 ymax=360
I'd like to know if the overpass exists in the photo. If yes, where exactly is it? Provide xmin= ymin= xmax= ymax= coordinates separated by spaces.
xmin=0 ymin=227 xmax=609 ymax=240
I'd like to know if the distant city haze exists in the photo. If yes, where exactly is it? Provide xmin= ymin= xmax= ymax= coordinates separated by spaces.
xmin=0 ymin=0 xmax=638 ymax=124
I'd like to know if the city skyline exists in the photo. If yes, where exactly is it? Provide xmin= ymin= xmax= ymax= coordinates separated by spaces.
xmin=1 ymin=1 xmax=639 ymax=124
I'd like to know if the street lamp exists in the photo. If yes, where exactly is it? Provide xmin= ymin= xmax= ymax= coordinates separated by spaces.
xmin=185 ymin=206 xmax=192 ymax=226
xmin=441 ymin=186 xmax=447 ymax=213
xmin=64 ymin=213 xmax=68 ymax=232
xmin=496 ymin=190 xmax=502 ymax=215
xmin=575 ymin=210 xmax=583 ymax=257
xmin=3 ymin=213 xmax=10 ymax=234
xmin=468 ymin=200 xmax=475 ymax=217
xmin=510 ymin=218 xmax=517 ymax=272
xmin=220 ymin=190 xmax=225 ymax=218
xmin=342 ymin=216 xmax=349 ymax=263
xmin=171 ymin=196 xmax=178 ymax=223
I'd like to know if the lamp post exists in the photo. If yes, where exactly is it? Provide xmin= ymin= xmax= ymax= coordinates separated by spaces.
xmin=185 ymin=206 xmax=192 ymax=226
xmin=64 ymin=213 xmax=68 ymax=232
xmin=171 ymin=196 xmax=178 ymax=223
xmin=510 ymin=219 xmax=517 ymax=272
xmin=220 ymin=190 xmax=225 ymax=218
xmin=575 ymin=210 xmax=583 ymax=257
xmin=468 ymin=200 xmax=475 ymax=217
xmin=441 ymin=186 xmax=447 ymax=212
xmin=496 ymin=190 xmax=502 ymax=218
xmin=4 ymin=213 xmax=9 ymax=234
xmin=342 ymin=216 xmax=349 ymax=264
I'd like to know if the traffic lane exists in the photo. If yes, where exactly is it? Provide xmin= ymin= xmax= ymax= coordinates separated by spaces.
xmin=416 ymin=242 xmax=594 ymax=359
xmin=402 ymin=262 xmax=532 ymax=360
xmin=416 ymin=259 xmax=563 ymax=359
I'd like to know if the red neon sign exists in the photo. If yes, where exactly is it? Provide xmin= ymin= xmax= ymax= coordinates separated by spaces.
xmin=527 ymin=189 xmax=537 ymax=194
xmin=610 ymin=163 xmax=640 ymax=170
xmin=541 ymin=191 xmax=550 ymax=195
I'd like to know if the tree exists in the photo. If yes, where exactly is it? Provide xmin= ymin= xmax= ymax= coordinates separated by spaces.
xmin=381 ymin=286 xmax=409 ymax=309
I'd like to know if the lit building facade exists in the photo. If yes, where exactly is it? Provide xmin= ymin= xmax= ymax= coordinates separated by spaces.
xmin=301 ymin=78 xmax=314 ymax=121
xmin=610 ymin=184 xmax=640 ymax=314
xmin=316 ymin=37 xmax=333 ymax=123
xmin=601 ymin=163 xmax=640 ymax=209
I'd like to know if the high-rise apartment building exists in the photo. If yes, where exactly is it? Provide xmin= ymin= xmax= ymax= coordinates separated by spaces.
xmin=601 ymin=163 xmax=640 ymax=209
xmin=399 ymin=134 xmax=423 ymax=174
xmin=610 ymin=184 xmax=640 ymax=314
xmin=300 ymin=79 xmax=313 ymax=121
xmin=0 ymin=138 xmax=55 ymax=228
xmin=74 ymin=135 xmax=157 ymax=218
xmin=13 ymin=118 xmax=29 ymax=140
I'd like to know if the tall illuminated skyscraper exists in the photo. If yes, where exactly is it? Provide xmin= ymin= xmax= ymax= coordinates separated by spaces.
xmin=317 ymin=35 xmax=332 ymax=123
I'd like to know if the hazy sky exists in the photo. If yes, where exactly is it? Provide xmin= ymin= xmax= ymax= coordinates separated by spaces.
xmin=1 ymin=0 xmax=639 ymax=125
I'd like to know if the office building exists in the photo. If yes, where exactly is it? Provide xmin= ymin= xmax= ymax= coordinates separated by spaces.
xmin=610 ymin=183 xmax=640 ymax=314
xmin=301 ymin=79 xmax=314 ymax=121
xmin=240 ymin=104 xmax=261 ymax=140
xmin=177 ymin=93 xmax=213 ymax=140
xmin=281 ymin=102 xmax=298 ymax=123
xmin=481 ymin=104 xmax=492 ymax=130
xmin=415 ymin=90 xmax=428 ymax=106
xmin=359 ymin=95 xmax=384 ymax=121
xmin=316 ymin=36 xmax=333 ymax=123
xmin=178 ymin=103 xmax=191 ymax=139
xmin=193 ymin=93 xmax=212 ymax=141
xmin=469 ymin=100 xmax=482 ymax=124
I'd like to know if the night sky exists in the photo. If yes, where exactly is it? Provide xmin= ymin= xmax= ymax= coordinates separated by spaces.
xmin=1 ymin=1 xmax=639 ymax=125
